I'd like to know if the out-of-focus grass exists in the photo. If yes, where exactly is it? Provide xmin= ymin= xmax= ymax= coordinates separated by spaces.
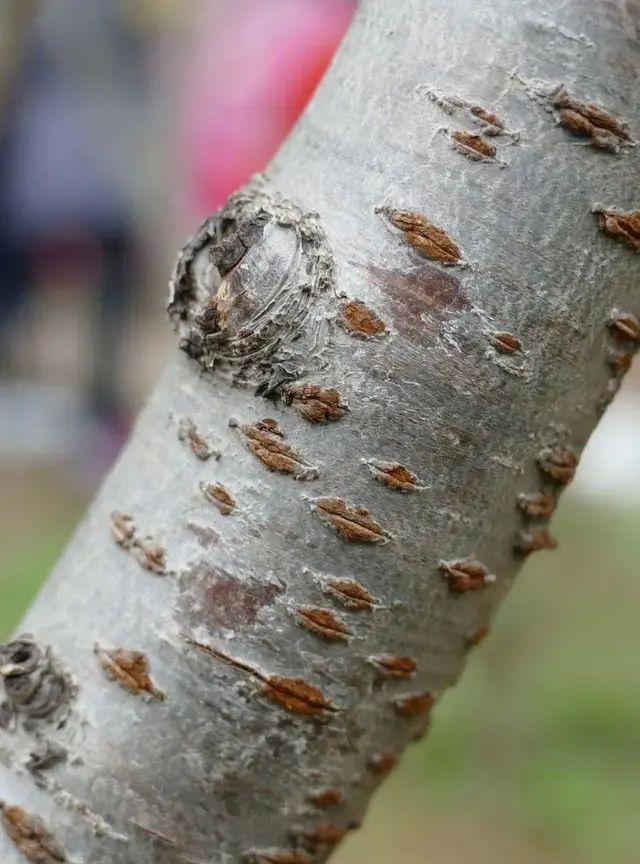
xmin=0 ymin=464 xmax=85 ymax=639
xmin=2 ymin=469 xmax=640 ymax=863
xmin=0 ymin=534 xmax=70 ymax=638
xmin=336 ymin=501 xmax=640 ymax=864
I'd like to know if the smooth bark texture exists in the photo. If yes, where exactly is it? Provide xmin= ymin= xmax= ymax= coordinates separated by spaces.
xmin=1 ymin=0 xmax=639 ymax=862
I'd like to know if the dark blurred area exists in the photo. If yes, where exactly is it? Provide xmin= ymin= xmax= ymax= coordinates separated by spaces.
xmin=0 ymin=0 xmax=355 ymax=475
xmin=1 ymin=3 xmax=640 ymax=863
xmin=0 ymin=0 xmax=178 ymax=476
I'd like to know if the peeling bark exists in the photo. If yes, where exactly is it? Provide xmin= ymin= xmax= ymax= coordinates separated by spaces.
xmin=2 ymin=0 xmax=640 ymax=862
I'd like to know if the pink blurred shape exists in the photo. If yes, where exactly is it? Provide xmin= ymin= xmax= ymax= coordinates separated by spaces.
xmin=182 ymin=0 xmax=355 ymax=219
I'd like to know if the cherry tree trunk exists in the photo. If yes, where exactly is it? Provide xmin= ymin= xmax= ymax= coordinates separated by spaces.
xmin=1 ymin=0 xmax=639 ymax=862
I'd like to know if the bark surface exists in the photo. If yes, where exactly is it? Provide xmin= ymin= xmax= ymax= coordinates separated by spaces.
xmin=2 ymin=0 xmax=640 ymax=862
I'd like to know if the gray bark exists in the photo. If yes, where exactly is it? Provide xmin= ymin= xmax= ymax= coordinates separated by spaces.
xmin=2 ymin=0 xmax=639 ymax=862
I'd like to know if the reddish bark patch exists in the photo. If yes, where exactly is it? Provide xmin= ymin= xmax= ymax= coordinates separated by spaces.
xmin=312 ymin=497 xmax=390 ymax=543
xmin=371 ymin=655 xmax=417 ymax=679
xmin=201 ymin=482 xmax=236 ymax=515
xmin=308 ymin=789 xmax=345 ymax=808
xmin=284 ymin=384 xmax=347 ymax=423
xmin=514 ymin=529 xmax=558 ymax=555
xmin=296 ymin=607 xmax=349 ymax=642
xmin=95 ymin=647 xmax=164 ymax=700
xmin=363 ymin=262 xmax=467 ymax=338
xmin=324 ymin=579 xmax=375 ymax=610
xmin=187 ymin=522 xmax=220 ymax=548
xmin=394 ymin=691 xmax=435 ymax=718
xmin=452 ymin=131 xmax=496 ymax=159
xmin=384 ymin=210 xmax=461 ymax=265
xmin=338 ymin=299 xmax=387 ymax=337
xmin=517 ymin=490 xmax=556 ymax=519
xmin=594 ymin=207 xmax=640 ymax=251
xmin=264 ymin=676 xmax=334 ymax=717
xmin=177 ymin=561 xmax=284 ymax=632
xmin=439 ymin=557 xmax=496 ymax=592
xmin=364 ymin=459 xmax=424 ymax=491
xmin=1 ymin=805 xmax=66 ymax=863
xmin=537 ymin=446 xmax=578 ymax=484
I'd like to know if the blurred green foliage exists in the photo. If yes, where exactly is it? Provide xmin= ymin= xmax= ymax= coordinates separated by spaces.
xmin=386 ymin=503 xmax=640 ymax=864
xmin=1 ymin=488 xmax=639 ymax=863
xmin=1 ymin=534 xmax=68 ymax=638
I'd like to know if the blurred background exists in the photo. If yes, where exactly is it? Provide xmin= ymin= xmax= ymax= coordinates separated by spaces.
xmin=1 ymin=2 xmax=639 ymax=863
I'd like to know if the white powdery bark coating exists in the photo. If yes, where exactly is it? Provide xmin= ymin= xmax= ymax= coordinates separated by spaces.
xmin=1 ymin=0 xmax=639 ymax=862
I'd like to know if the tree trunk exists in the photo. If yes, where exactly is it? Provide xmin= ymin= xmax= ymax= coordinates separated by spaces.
xmin=1 ymin=0 xmax=639 ymax=861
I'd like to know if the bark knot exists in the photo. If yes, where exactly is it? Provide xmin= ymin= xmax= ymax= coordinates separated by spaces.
xmin=168 ymin=176 xmax=335 ymax=396
xmin=0 ymin=636 xmax=72 ymax=722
